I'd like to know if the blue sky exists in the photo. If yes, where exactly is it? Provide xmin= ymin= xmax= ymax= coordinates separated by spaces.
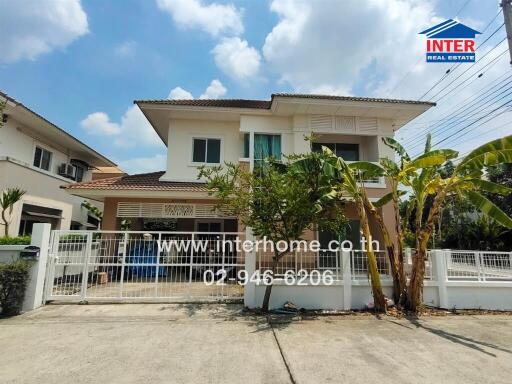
xmin=0 ymin=0 xmax=508 ymax=173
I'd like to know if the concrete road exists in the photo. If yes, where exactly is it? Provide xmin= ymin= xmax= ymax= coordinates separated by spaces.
xmin=1 ymin=304 xmax=511 ymax=384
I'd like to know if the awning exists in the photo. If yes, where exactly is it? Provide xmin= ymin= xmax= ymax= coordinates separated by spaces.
xmin=23 ymin=211 xmax=63 ymax=220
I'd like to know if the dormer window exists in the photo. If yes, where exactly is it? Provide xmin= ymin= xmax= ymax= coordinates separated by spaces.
xmin=192 ymin=138 xmax=221 ymax=164
xmin=33 ymin=146 xmax=52 ymax=171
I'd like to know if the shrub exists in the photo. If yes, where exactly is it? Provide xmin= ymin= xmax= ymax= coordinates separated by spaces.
xmin=0 ymin=236 xmax=31 ymax=245
xmin=0 ymin=261 xmax=31 ymax=316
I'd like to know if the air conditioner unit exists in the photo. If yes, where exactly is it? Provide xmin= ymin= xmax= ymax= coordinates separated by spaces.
xmin=58 ymin=163 xmax=68 ymax=176
xmin=58 ymin=163 xmax=76 ymax=179
xmin=66 ymin=164 xmax=76 ymax=178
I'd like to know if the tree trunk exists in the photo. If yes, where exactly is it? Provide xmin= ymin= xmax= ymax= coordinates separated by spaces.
xmin=363 ymin=198 xmax=405 ymax=305
xmin=407 ymin=191 xmax=447 ymax=312
xmin=392 ymin=191 xmax=407 ymax=306
xmin=1 ymin=210 xmax=8 ymax=236
xmin=357 ymin=202 xmax=386 ymax=312
xmin=261 ymin=251 xmax=281 ymax=312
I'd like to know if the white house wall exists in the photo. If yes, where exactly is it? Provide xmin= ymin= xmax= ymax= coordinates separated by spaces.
xmin=159 ymin=113 xmax=398 ymax=182
xmin=0 ymin=116 xmax=101 ymax=235
xmin=0 ymin=117 xmax=93 ymax=181
xmin=161 ymin=119 xmax=242 ymax=182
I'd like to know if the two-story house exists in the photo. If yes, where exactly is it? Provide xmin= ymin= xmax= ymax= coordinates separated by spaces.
xmin=0 ymin=91 xmax=117 ymax=236
xmin=65 ymin=94 xmax=434 ymax=248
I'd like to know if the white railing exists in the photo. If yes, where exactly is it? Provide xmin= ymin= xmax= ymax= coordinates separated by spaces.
xmin=445 ymin=250 xmax=512 ymax=282
xmin=255 ymin=249 xmax=390 ymax=283
xmin=346 ymin=161 xmax=386 ymax=186
xmin=46 ymin=230 xmax=246 ymax=302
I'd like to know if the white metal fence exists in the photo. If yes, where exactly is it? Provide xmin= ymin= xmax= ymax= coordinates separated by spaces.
xmin=445 ymin=250 xmax=512 ymax=281
xmin=44 ymin=230 xmax=512 ymax=304
xmin=255 ymin=249 xmax=390 ymax=282
xmin=45 ymin=230 xmax=246 ymax=302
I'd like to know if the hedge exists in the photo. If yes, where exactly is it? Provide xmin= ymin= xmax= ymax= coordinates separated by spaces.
xmin=0 ymin=236 xmax=31 ymax=245
xmin=0 ymin=261 xmax=31 ymax=316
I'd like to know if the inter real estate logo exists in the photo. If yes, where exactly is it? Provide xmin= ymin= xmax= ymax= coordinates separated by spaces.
xmin=420 ymin=19 xmax=481 ymax=63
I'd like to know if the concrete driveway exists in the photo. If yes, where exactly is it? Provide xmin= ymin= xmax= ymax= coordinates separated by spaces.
xmin=1 ymin=304 xmax=511 ymax=384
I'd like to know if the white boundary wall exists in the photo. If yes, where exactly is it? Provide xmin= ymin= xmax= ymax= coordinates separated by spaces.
xmin=0 ymin=223 xmax=50 ymax=312
xmin=245 ymin=249 xmax=512 ymax=310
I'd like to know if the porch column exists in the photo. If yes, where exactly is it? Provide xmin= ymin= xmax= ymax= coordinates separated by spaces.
xmin=244 ymin=227 xmax=257 ymax=308
xmin=249 ymin=131 xmax=255 ymax=172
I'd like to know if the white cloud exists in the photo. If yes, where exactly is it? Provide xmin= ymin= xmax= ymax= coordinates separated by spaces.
xmin=212 ymin=37 xmax=261 ymax=80
xmin=262 ymin=0 xmax=440 ymax=96
xmin=118 ymin=153 xmax=167 ymax=174
xmin=168 ymin=79 xmax=227 ymax=99
xmin=80 ymin=112 xmax=121 ymax=136
xmin=199 ymin=79 xmax=227 ymax=99
xmin=81 ymin=106 xmax=162 ymax=148
xmin=0 ymin=0 xmax=88 ymax=63
xmin=168 ymin=86 xmax=194 ymax=99
xmin=115 ymin=41 xmax=137 ymax=57
xmin=156 ymin=0 xmax=243 ymax=37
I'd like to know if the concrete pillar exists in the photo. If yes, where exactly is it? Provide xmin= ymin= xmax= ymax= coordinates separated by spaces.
xmin=243 ymin=227 xmax=256 ymax=308
xmin=432 ymin=249 xmax=449 ymax=309
xmin=342 ymin=250 xmax=352 ymax=310
xmin=22 ymin=223 xmax=51 ymax=312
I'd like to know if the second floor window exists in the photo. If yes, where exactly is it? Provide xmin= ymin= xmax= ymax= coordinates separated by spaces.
xmin=312 ymin=142 xmax=359 ymax=161
xmin=192 ymin=138 xmax=221 ymax=164
xmin=33 ymin=146 xmax=52 ymax=171
xmin=74 ymin=165 xmax=85 ymax=182
xmin=254 ymin=134 xmax=281 ymax=162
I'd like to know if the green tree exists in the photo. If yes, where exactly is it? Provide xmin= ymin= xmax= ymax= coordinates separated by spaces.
xmin=0 ymin=188 xmax=26 ymax=236
xmin=406 ymin=135 xmax=512 ymax=311
xmin=199 ymin=151 xmax=347 ymax=312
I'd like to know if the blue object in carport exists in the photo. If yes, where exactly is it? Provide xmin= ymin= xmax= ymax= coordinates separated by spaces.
xmin=125 ymin=241 xmax=167 ymax=277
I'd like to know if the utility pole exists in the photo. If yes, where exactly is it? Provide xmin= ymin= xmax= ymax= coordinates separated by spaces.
xmin=501 ymin=0 xmax=512 ymax=64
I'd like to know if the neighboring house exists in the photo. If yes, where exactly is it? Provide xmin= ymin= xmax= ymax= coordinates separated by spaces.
xmin=65 ymin=94 xmax=434 ymax=246
xmin=0 ymin=91 xmax=117 ymax=236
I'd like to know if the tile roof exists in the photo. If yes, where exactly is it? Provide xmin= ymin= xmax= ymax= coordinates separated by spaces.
xmin=134 ymin=93 xmax=435 ymax=109
xmin=272 ymin=93 xmax=436 ymax=106
xmin=134 ymin=99 xmax=271 ymax=109
xmin=65 ymin=171 xmax=208 ymax=192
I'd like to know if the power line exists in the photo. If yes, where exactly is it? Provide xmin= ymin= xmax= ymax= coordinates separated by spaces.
xmin=386 ymin=0 xmax=477 ymax=98
xmin=433 ymin=48 xmax=508 ymax=103
xmin=434 ymin=98 xmax=512 ymax=147
xmin=400 ymin=70 xmax=511 ymax=130
xmin=401 ymin=72 xmax=512 ymax=146
xmin=408 ymin=84 xmax=512 ymax=152
xmin=427 ymin=37 xmax=507 ymax=101
xmin=415 ymin=10 xmax=503 ymax=101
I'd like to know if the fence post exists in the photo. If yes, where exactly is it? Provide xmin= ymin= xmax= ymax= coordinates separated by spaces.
xmin=22 ymin=223 xmax=51 ymax=312
xmin=342 ymin=250 xmax=352 ymax=310
xmin=244 ymin=228 xmax=256 ymax=308
xmin=432 ymin=249 xmax=449 ymax=309
xmin=79 ymin=231 xmax=92 ymax=302
xmin=405 ymin=247 xmax=412 ymax=265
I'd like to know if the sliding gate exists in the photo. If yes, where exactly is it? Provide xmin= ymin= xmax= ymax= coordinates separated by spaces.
xmin=44 ymin=230 xmax=245 ymax=302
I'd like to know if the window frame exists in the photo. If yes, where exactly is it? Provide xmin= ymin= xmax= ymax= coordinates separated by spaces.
xmin=74 ymin=164 xmax=86 ymax=182
xmin=33 ymin=145 xmax=53 ymax=171
xmin=253 ymin=133 xmax=282 ymax=163
xmin=191 ymin=137 xmax=222 ymax=165
xmin=312 ymin=142 xmax=359 ymax=161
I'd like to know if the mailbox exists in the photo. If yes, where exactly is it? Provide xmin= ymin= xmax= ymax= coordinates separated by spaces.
xmin=20 ymin=246 xmax=40 ymax=261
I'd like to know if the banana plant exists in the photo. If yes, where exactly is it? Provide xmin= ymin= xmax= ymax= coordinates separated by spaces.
xmin=405 ymin=135 xmax=512 ymax=311
xmin=321 ymin=152 xmax=387 ymax=311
